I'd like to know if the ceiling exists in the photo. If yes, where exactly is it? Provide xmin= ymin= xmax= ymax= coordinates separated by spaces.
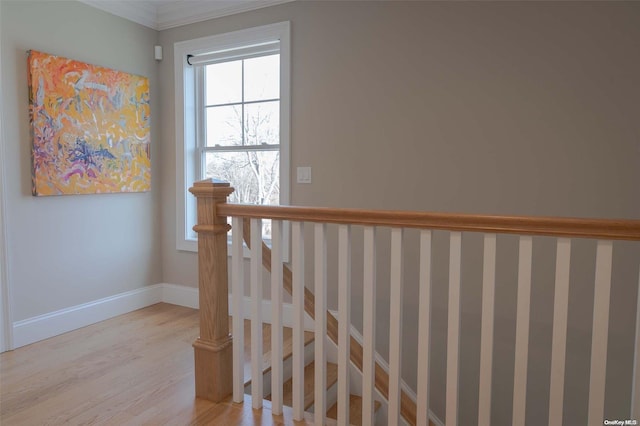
xmin=78 ymin=0 xmax=296 ymax=30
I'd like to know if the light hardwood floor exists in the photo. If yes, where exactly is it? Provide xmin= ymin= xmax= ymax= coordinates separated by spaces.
xmin=0 ymin=303 xmax=317 ymax=425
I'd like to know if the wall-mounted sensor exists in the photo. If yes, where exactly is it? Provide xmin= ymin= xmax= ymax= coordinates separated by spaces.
xmin=154 ymin=45 xmax=163 ymax=61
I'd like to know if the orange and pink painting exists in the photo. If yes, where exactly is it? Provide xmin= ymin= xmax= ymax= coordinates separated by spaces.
xmin=28 ymin=50 xmax=150 ymax=196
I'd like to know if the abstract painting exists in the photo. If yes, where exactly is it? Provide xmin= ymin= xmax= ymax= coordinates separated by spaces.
xmin=28 ymin=50 xmax=150 ymax=196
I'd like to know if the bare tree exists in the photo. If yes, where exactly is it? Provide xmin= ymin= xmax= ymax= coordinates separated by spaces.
xmin=205 ymin=102 xmax=280 ymax=207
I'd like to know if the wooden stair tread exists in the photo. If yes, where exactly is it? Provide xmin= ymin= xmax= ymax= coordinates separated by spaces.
xmin=266 ymin=360 xmax=339 ymax=411
xmin=231 ymin=319 xmax=314 ymax=384
xmin=326 ymin=394 xmax=382 ymax=426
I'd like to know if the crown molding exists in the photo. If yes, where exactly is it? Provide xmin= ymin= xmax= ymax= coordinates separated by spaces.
xmin=78 ymin=0 xmax=159 ymax=29
xmin=157 ymin=0 xmax=295 ymax=30
xmin=78 ymin=0 xmax=296 ymax=31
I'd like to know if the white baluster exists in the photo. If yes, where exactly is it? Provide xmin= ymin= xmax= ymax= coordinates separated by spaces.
xmin=632 ymin=267 xmax=640 ymax=419
xmin=512 ymin=236 xmax=532 ymax=426
xmin=271 ymin=220 xmax=284 ymax=415
xmin=250 ymin=218 xmax=263 ymax=409
xmin=232 ymin=217 xmax=245 ymax=403
xmin=478 ymin=233 xmax=497 ymax=426
xmin=292 ymin=221 xmax=305 ymax=420
xmin=548 ymin=238 xmax=571 ymax=426
xmin=416 ymin=230 xmax=432 ymax=426
xmin=389 ymin=228 xmax=404 ymax=424
xmin=587 ymin=240 xmax=613 ymax=426
xmin=315 ymin=223 xmax=327 ymax=425
xmin=446 ymin=232 xmax=462 ymax=426
xmin=338 ymin=225 xmax=352 ymax=425
xmin=362 ymin=226 xmax=377 ymax=426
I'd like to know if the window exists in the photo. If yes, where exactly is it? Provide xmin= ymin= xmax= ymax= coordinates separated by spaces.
xmin=175 ymin=22 xmax=290 ymax=252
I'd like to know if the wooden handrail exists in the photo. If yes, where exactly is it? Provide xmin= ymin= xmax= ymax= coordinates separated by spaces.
xmin=241 ymin=218 xmax=418 ymax=425
xmin=191 ymin=178 xmax=638 ymax=424
xmin=219 ymin=204 xmax=640 ymax=241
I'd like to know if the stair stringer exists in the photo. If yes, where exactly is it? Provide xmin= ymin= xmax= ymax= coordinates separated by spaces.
xmin=243 ymin=219 xmax=418 ymax=425
xmin=326 ymin=310 xmax=445 ymax=426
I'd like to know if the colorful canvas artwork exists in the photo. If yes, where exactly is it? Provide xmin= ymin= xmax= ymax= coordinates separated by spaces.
xmin=28 ymin=50 xmax=150 ymax=196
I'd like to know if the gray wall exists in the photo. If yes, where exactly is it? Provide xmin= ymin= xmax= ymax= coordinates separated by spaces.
xmin=0 ymin=0 xmax=161 ymax=321
xmin=158 ymin=1 xmax=640 ymax=285
xmin=158 ymin=2 xmax=640 ymax=424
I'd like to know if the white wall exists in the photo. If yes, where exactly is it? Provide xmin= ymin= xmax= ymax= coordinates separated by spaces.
xmin=158 ymin=2 xmax=640 ymax=424
xmin=0 ymin=1 xmax=161 ymax=325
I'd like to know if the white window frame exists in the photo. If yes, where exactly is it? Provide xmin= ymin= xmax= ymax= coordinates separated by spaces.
xmin=175 ymin=22 xmax=290 ymax=253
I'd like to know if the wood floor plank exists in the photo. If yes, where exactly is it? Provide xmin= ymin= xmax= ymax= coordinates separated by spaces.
xmin=1 ymin=304 xmax=198 ymax=425
xmin=0 ymin=303 xmax=319 ymax=426
xmin=1 ymin=303 xmax=179 ymax=383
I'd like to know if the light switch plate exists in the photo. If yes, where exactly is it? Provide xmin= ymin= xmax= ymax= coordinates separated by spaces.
xmin=297 ymin=166 xmax=311 ymax=184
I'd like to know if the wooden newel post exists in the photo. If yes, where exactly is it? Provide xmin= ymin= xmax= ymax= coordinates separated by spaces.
xmin=188 ymin=178 xmax=234 ymax=402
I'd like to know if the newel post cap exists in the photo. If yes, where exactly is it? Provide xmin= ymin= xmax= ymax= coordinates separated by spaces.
xmin=189 ymin=178 xmax=234 ymax=198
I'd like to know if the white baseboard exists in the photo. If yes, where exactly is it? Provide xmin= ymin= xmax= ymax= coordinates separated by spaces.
xmin=162 ymin=283 xmax=199 ymax=309
xmin=11 ymin=283 xmax=314 ymax=350
xmin=12 ymin=284 xmax=164 ymax=348
xmin=10 ymin=283 xmax=442 ymax=425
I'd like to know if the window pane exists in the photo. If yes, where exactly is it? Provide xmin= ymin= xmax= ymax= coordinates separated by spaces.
xmin=206 ymin=105 xmax=242 ymax=147
xmin=205 ymin=150 xmax=280 ymax=206
xmin=244 ymin=101 xmax=279 ymax=146
xmin=244 ymin=54 xmax=279 ymax=102
xmin=206 ymin=60 xmax=242 ymax=105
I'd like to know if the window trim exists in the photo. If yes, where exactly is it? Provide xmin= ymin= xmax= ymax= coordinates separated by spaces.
xmin=175 ymin=22 xmax=291 ymax=253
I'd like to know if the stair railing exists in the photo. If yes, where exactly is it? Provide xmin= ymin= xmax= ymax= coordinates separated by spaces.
xmin=190 ymin=178 xmax=640 ymax=426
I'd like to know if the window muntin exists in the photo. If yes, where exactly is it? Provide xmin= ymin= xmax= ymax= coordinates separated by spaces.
xmin=198 ymin=54 xmax=280 ymax=240
xmin=175 ymin=22 xmax=290 ymax=252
